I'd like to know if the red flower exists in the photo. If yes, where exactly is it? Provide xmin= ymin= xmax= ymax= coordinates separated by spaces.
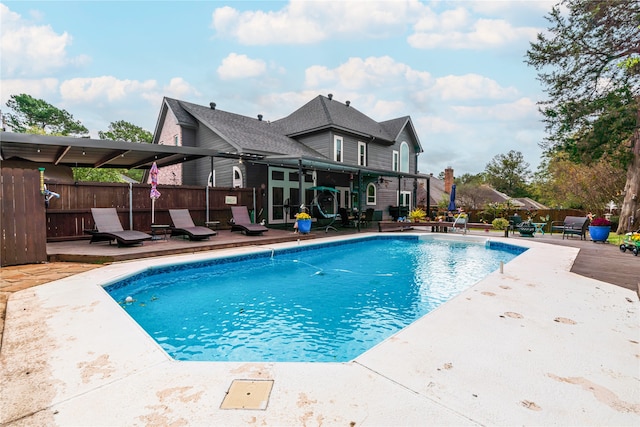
xmin=590 ymin=217 xmax=611 ymax=226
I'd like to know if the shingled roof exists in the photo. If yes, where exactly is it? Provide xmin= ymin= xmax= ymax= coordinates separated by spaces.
xmin=272 ymin=95 xmax=397 ymax=143
xmin=164 ymin=98 xmax=324 ymax=158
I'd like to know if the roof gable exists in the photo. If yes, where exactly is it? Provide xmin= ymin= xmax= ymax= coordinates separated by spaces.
xmin=162 ymin=98 xmax=325 ymax=158
xmin=273 ymin=95 xmax=396 ymax=142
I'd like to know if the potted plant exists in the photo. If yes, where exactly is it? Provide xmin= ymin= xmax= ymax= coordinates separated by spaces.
xmin=295 ymin=212 xmax=312 ymax=234
xmin=408 ymin=208 xmax=427 ymax=222
xmin=588 ymin=216 xmax=611 ymax=242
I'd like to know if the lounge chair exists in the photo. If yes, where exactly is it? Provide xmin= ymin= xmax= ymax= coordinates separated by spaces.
xmin=88 ymin=208 xmax=152 ymax=246
xmin=169 ymin=209 xmax=217 ymax=240
xmin=230 ymin=206 xmax=268 ymax=235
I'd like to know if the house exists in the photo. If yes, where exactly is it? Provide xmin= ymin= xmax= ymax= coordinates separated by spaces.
xmin=152 ymin=94 xmax=426 ymax=225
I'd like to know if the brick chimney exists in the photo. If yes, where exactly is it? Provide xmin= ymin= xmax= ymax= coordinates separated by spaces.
xmin=444 ymin=167 xmax=454 ymax=194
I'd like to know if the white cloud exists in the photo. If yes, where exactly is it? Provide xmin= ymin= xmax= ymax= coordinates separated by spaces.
xmin=409 ymin=16 xmax=538 ymax=49
xmin=305 ymin=56 xmax=431 ymax=91
xmin=211 ymin=0 xmax=425 ymax=45
xmin=451 ymin=97 xmax=538 ymax=121
xmin=211 ymin=4 xmax=325 ymax=45
xmin=433 ymin=74 xmax=518 ymax=101
xmin=416 ymin=115 xmax=458 ymax=134
xmin=141 ymin=77 xmax=202 ymax=108
xmin=0 ymin=3 xmax=88 ymax=78
xmin=0 ymin=78 xmax=59 ymax=106
xmin=217 ymin=53 xmax=267 ymax=80
xmin=210 ymin=1 xmax=540 ymax=50
xmin=59 ymin=76 xmax=157 ymax=103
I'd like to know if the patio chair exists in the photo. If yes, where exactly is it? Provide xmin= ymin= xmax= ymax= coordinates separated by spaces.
xmin=88 ymin=208 xmax=152 ymax=246
xmin=338 ymin=208 xmax=356 ymax=228
xmin=550 ymin=216 xmax=590 ymax=240
xmin=230 ymin=206 xmax=268 ymax=235
xmin=169 ymin=209 xmax=217 ymax=240
xmin=359 ymin=208 xmax=375 ymax=228
xmin=312 ymin=203 xmax=338 ymax=232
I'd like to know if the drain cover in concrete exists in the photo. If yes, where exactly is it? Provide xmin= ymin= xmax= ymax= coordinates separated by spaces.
xmin=220 ymin=379 xmax=274 ymax=410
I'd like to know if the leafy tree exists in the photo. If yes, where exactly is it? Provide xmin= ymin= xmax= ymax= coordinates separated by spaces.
xmin=98 ymin=120 xmax=152 ymax=143
xmin=456 ymin=172 xmax=485 ymax=186
xmin=534 ymin=152 xmax=626 ymax=211
xmin=5 ymin=94 xmax=88 ymax=136
xmin=74 ymin=120 xmax=153 ymax=183
xmin=484 ymin=150 xmax=531 ymax=197
xmin=72 ymin=168 xmax=130 ymax=183
xmin=526 ymin=0 xmax=640 ymax=233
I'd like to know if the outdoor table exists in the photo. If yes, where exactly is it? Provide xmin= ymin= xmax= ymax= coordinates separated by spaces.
xmin=205 ymin=221 xmax=221 ymax=231
xmin=532 ymin=222 xmax=547 ymax=235
xmin=151 ymin=224 xmax=171 ymax=241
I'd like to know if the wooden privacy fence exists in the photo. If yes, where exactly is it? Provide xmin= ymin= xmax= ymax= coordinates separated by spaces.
xmin=43 ymin=182 xmax=263 ymax=242
xmin=1 ymin=168 xmax=47 ymax=266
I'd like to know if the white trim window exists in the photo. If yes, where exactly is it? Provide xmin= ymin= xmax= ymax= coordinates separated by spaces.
xmin=400 ymin=141 xmax=409 ymax=173
xmin=174 ymin=134 xmax=179 ymax=146
xmin=334 ymin=136 xmax=343 ymax=162
xmin=392 ymin=150 xmax=399 ymax=172
xmin=399 ymin=190 xmax=411 ymax=208
xmin=232 ymin=166 xmax=243 ymax=188
xmin=366 ymin=183 xmax=376 ymax=205
xmin=358 ymin=141 xmax=366 ymax=166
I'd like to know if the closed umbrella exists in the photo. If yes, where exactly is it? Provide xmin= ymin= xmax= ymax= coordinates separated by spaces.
xmin=150 ymin=162 xmax=161 ymax=224
xmin=447 ymin=184 xmax=456 ymax=212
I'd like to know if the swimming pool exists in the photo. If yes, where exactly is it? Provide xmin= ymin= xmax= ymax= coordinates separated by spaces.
xmin=105 ymin=235 xmax=525 ymax=362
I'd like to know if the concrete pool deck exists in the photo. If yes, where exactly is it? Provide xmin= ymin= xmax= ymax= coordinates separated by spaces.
xmin=1 ymin=233 xmax=638 ymax=426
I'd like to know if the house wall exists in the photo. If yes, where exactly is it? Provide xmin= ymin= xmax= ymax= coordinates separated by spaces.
xmin=297 ymin=133 xmax=330 ymax=158
xmin=180 ymin=126 xmax=238 ymax=187
xmin=155 ymin=108 xmax=183 ymax=185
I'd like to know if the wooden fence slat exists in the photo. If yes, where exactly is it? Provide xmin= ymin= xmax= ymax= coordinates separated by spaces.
xmin=42 ymin=182 xmax=260 ymax=241
xmin=1 ymin=168 xmax=47 ymax=266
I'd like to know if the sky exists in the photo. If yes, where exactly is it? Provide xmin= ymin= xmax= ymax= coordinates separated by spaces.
xmin=0 ymin=0 xmax=556 ymax=177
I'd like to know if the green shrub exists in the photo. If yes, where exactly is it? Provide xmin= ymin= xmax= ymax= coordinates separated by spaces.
xmin=492 ymin=218 xmax=510 ymax=230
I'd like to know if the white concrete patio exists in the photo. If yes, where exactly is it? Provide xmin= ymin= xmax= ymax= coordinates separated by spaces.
xmin=1 ymin=234 xmax=638 ymax=426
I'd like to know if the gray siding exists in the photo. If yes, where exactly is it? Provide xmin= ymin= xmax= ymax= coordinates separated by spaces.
xmin=182 ymin=126 xmax=236 ymax=186
xmin=297 ymin=133 xmax=330 ymax=158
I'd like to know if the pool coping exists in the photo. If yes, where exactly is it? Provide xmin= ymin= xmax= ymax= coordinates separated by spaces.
xmin=1 ymin=233 xmax=638 ymax=426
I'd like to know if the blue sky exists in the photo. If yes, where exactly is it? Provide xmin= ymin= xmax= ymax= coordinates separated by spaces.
xmin=1 ymin=0 xmax=555 ymax=177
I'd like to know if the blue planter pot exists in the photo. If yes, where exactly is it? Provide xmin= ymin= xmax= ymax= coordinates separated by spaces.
xmin=589 ymin=225 xmax=610 ymax=242
xmin=297 ymin=219 xmax=312 ymax=234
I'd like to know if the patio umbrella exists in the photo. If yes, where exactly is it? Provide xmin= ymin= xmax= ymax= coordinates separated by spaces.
xmin=150 ymin=162 xmax=161 ymax=224
xmin=447 ymin=184 xmax=456 ymax=212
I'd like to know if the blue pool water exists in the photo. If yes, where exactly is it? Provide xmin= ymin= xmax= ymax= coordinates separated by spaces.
xmin=106 ymin=236 xmax=524 ymax=362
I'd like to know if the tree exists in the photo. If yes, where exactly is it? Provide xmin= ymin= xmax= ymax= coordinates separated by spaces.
xmin=456 ymin=172 xmax=485 ymax=186
xmin=534 ymin=152 xmax=626 ymax=210
xmin=5 ymin=94 xmax=88 ymax=136
xmin=484 ymin=150 xmax=531 ymax=197
xmin=526 ymin=0 xmax=640 ymax=233
xmin=98 ymin=120 xmax=152 ymax=143
xmin=74 ymin=120 xmax=153 ymax=183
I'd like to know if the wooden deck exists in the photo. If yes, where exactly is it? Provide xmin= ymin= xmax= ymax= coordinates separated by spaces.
xmin=4 ymin=225 xmax=638 ymax=293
